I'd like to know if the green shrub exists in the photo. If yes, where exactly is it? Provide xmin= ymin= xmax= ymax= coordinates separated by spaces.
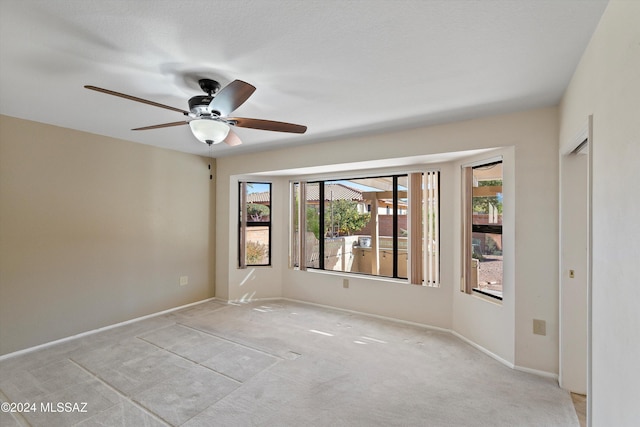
xmin=246 ymin=203 xmax=270 ymax=220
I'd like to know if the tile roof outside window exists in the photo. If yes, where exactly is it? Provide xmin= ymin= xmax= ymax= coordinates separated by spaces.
xmin=246 ymin=183 xmax=364 ymax=204
xmin=305 ymin=183 xmax=363 ymax=202
xmin=246 ymin=191 xmax=271 ymax=203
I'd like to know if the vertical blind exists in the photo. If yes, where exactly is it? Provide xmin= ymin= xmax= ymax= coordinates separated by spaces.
xmin=424 ymin=171 xmax=440 ymax=286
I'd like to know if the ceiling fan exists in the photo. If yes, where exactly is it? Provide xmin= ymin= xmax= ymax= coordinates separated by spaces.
xmin=84 ymin=79 xmax=307 ymax=146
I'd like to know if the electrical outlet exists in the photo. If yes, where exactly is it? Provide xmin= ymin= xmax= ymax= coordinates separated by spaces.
xmin=533 ymin=319 xmax=546 ymax=336
xmin=343 ymin=279 xmax=349 ymax=289
xmin=180 ymin=276 xmax=188 ymax=286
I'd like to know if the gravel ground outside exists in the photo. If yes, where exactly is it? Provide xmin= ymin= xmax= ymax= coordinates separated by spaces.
xmin=477 ymin=255 xmax=503 ymax=293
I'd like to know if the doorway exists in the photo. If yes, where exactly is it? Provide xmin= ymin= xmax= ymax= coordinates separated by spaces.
xmin=559 ymin=131 xmax=590 ymax=426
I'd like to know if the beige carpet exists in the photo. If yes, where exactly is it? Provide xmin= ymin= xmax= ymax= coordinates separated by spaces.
xmin=0 ymin=299 xmax=579 ymax=426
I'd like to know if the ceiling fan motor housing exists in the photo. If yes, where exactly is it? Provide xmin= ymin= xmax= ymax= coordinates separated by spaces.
xmin=188 ymin=95 xmax=220 ymax=117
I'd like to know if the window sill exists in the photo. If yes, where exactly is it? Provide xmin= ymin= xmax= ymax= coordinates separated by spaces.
xmin=472 ymin=288 xmax=503 ymax=301
xmin=290 ymin=267 xmax=441 ymax=288
xmin=302 ymin=268 xmax=411 ymax=286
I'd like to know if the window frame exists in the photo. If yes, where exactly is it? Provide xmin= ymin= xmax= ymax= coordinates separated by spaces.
xmin=461 ymin=159 xmax=503 ymax=300
xmin=308 ymin=175 xmax=405 ymax=279
xmin=238 ymin=181 xmax=272 ymax=268
xmin=290 ymin=170 xmax=440 ymax=285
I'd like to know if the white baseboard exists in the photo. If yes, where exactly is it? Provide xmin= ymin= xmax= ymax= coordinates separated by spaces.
xmin=450 ymin=330 xmax=515 ymax=369
xmin=0 ymin=297 xmax=216 ymax=361
xmin=514 ymin=364 xmax=559 ymax=380
xmin=449 ymin=331 xmax=558 ymax=380
xmin=216 ymin=296 xmax=283 ymax=305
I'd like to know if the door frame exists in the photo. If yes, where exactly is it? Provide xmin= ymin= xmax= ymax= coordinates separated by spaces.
xmin=558 ymin=115 xmax=593 ymax=424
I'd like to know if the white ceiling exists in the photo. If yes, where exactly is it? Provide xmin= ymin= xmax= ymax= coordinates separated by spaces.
xmin=0 ymin=0 xmax=608 ymax=158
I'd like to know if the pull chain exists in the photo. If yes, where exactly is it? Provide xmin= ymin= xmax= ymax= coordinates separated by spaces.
xmin=208 ymin=141 xmax=213 ymax=180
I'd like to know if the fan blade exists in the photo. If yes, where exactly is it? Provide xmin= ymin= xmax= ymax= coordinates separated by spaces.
xmin=84 ymin=85 xmax=189 ymax=114
xmin=209 ymin=80 xmax=256 ymax=116
xmin=230 ymin=117 xmax=307 ymax=134
xmin=132 ymin=121 xmax=188 ymax=131
xmin=224 ymin=130 xmax=242 ymax=146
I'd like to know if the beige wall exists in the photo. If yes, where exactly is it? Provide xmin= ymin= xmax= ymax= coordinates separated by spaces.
xmin=216 ymin=106 xmax=559 ymax=375
xmin=0 ymin=115 xmax=215 ymax=355
xmin=559 ymin=1 xmax=640 ymax=424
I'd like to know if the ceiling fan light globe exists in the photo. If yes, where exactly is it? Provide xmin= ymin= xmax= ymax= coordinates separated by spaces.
xmin=189 ymin=119 xmax=230 ymax=144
